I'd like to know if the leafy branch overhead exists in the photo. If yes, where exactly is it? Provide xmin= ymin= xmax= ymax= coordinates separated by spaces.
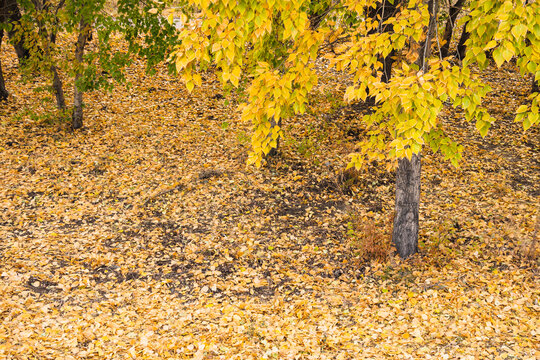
xmin=170 ymin=0 xmax=538 ymax=169
xmin=168 ymin=0 xmax=538 ymax=258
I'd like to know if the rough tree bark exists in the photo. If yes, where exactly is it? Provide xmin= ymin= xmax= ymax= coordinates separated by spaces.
xmin=72 ymin=18 xmax=91 ymax=129
xmin=0 ymin=0 xmax=31 ymax=101
xmin=28 ymin=0 xmax=66 ymax=110
xmin=392 ymin=0 xmax=438 ymax=259
xmin=393 ymin=154 xmax=421 ymax=258
xmin=440 ymin=0 xmax=466 ymax=58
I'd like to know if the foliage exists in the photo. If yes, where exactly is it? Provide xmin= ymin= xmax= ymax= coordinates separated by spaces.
xmin=170 ymin=0 xmax=538 ymax=170
xmin=461 ymin=0 xmax=540 ymax=131
xmin=9 ymin=0 xmax=178 ymax=123
xmin=170 ymin=0 xmax=324 ymax=166
xmin=117 ymin=0 xmax=179 ymax=75
xmin=15 ymin=0 xmax=124 ymax=91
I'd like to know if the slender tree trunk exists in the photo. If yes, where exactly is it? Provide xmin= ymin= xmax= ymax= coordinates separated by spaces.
xmin=368 ymin=1 xmax=402 ymax=83
xmin=440 ymin=0 xmax=466 ymax=58
xmin=72 ymin=18 xmax=91 ymax=129
xmin=532 ymin=78 xmax=539 ymax=94
xmin=0 ymin=28 xmax=9 ymax=101
xmin=0 ymin=61 xmax=7 ymax=101
xmin=381 ymin=49 xmax=396 ymax=84
xmin=51 ymin=66 xmax=66 ymax=109
xmin=267 ymin=117 xmax=282 ymax=157
xmin=456 ymin=21 xmax=469 ymax=60
xmin=2 ymin=0 xmax=30 ymax=63
xmin=392 ymin=0 xmax=438 ymax=259
xmin=30 ymin=0 xmax=66 ymax=110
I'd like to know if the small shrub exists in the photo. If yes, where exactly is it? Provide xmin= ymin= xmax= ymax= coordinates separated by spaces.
xmin=349 ymin=212 xmax=394 ymax=262
xmin=335 ymin=167 xmax=361 ymax=194
xmin=519 ymin=212 xmax=539 ymax=262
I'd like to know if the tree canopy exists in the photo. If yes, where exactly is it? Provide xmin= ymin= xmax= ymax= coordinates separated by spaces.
xmin=169 ymin=0 xmax=538 ymax=257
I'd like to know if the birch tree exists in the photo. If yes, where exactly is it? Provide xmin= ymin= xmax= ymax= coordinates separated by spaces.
xmin=170 ymin=0 xmax=538 ymax=258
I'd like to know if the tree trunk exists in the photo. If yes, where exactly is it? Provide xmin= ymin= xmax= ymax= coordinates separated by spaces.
xmin=72 ymin=18 xmax=91 ymax=129
xmin=532 ymin=78 xmax=539 ymax=94
xmin=1 ymin=0 xmax=30 ymax=63
xmin=51 ymin=66 xmax=66 ymax=109
xmin=0 ymin=61 xmax=7 ymax=101
xmin=0 ymin=28 xmax=9 ymax=101
xmin=393 ymin=154 xmax=421 ymax=258
xmin=456 ymin=21 xmax=469 ymax=60
xmin=267 ymin=117 xmax=282 ymax=157
xmin=440 ymin=0 xmax=466 ymax=58
xmin=392 ymin=0 xmax=438 ymax=259
xmin=416 ymin=0 xmax=438 ymax=70
xmin=381 ymin=49 xmax=396 ymax=84
xmin=368 ymin=1 xmax=402 ymax=83
xmin=28 ymin=0 xmax=66 ymax=110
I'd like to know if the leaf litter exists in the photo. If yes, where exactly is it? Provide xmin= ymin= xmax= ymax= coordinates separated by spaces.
xmin=0 ymin=41 xmax=538 ymax=359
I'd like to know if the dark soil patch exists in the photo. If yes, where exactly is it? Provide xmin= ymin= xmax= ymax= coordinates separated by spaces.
xmin=25 ymin=276 xmax=60 ymax=294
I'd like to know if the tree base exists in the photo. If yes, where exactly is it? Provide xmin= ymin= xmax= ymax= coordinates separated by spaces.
xmin=392 ymin=153 xmax=421 ymax=259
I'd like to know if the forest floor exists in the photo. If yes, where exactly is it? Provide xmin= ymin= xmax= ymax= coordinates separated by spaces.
xmin=0 ymin=39 xmax=539 ymax=359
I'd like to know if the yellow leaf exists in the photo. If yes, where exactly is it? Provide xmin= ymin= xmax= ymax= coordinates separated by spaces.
xmin=193 ymin=73 xmax=202 ymax=86
xmin=232 ymin=66 xmax=241 ymax=81
xmin=516 ymin=105 xmax=528 ymax=114
xmin=230 ymin=75 xmax=239 ymax=87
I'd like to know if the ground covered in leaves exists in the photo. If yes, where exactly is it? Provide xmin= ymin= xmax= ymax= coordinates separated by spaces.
xmin=0 ymin=41 xmax=539 ymax=359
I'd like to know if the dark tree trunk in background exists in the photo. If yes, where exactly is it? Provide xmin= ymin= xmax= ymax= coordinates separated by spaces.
xmin=381 ymin=50 xmax=396 ymax=83
xmin=1 ymin=0 xmax=30 ymax=63
xmin=267 ymin=117 xmax=282 ymax=157
xmin=0 ymin=0 xmax=30 ymax=101
xmin=0 ymin=28 xmax=8 ymax=101
xmin=0 ymin=62 xmax=7 ymax=101
xmin=52 ymin=66 xmax=66 ymax=110
xmin=28 ymin=0 xmax=66 ymax=111
xmin=440 ymin=0 xmax=466 ymax=58
xmin=532 ymin=78 xmax=539 ymax=94
xmin=72 ymin=18 xmax=91 ymax=129
xmin=392 ymin=0 xmax=438 ymax=259
xmin=393 ymin=154 xmax=421 ymax=258
xmin=456 ymin=21 xmax=469 ymax=60
xmin=367 ymin=1 xmax=403 ymax=83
